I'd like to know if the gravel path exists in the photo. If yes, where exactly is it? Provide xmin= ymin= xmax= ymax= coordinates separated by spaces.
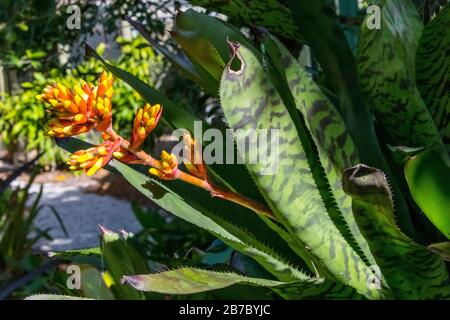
xmin=12 ymin=177 xmax=142 ymax=252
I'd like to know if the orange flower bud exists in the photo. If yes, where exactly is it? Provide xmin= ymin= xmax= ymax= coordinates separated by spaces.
xmin=37 ymin=81 xmax=95 ymax=137
xmin=182 ymin=132 xmax=207 ymax=180
xmin=129 ymin=103 xmax=162 ymax=149
xmin=67 ymin=139 xmax=119 ymax=176
xmin=148 ymin=150 xmax=178 ymax=180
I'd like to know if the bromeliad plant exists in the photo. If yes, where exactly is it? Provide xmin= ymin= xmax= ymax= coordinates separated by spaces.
xmin=36 ymin=0 xmax=450 ymax=300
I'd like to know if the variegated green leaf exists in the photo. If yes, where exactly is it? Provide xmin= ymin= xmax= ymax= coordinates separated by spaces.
xmin=343 ymin=164 xmax=450 ymax=299
xmin=219 ymin=44 xmax=383 ymax=299
xmin=358 ymin=0 xmax=443 ymax=150
xmin=265 ymin=35 xmax=376 ymax=268
xmin=275 ymin=279 xmax=365 ymax=300
xmin=416 ymin=4 xmax=450 ymax=143
xmin=123 ymin=267 xmax=364 ymax=299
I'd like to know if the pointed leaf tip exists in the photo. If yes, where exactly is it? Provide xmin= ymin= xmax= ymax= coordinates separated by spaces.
xmin=98 ymin=224 xmax=112 ymax=236
xmin=98 ymin=224 xmax=120 ymax=241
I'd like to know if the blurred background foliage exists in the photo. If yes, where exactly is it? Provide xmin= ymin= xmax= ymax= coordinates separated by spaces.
xmin=0 ymin=0 xmax=177 ymax=68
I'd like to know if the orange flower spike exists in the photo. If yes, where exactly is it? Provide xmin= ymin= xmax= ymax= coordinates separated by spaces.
xmin=148 ymin=150 xmax=179 ymax=180
xmin=130 ymin=103 xmax=162 ymax=149
xmin=92 ymin=71 xmax=113 ymax=131
xmin=182 ymin=132 xmax=207 ymax=180
xmin=37 ymin=81 xmax=94 ymax=137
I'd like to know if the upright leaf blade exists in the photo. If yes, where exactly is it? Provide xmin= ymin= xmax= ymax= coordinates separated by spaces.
xmin=265 ymin=35 xmax=376 ymax=267
xmin=174 ymin=9 xmax=256 ymax=64
xmin=100 ymin=228 xmax=150 ymax=300
xmin=219 ymin=44 xmax=381 ymax=299
xmin=80 ymin=266 xmax=115 ymax=300
xmin=171 ymin=28 xmax=225 ymax=80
